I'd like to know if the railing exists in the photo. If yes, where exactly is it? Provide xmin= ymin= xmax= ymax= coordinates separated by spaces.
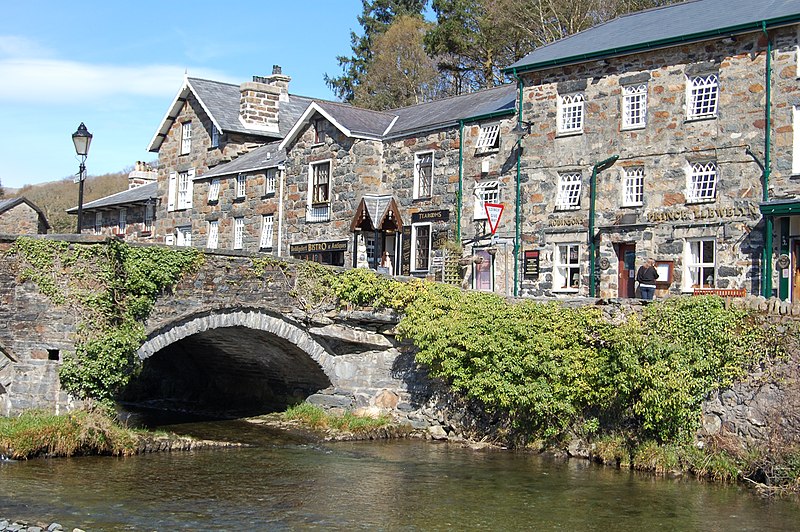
xmin=692 ymin=288 xmax=747 ymax=297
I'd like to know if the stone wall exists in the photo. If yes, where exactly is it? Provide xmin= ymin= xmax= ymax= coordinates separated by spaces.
xmin=514 ymin=28 xmax=795 ymax=299
xmin=0 ymin=203 xmax=46 ymax=235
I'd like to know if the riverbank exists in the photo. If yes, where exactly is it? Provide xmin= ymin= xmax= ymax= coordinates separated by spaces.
xmin=0 ymin=519 xmax=75 ymax=532
xmin=0 ymin=409 xmax=242 ymax=460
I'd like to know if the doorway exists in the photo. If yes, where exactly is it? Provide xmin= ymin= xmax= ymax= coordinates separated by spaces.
xmin=793 ymin=239 xmax=800 ymax=303
xmin=616 ymin=243 xmax=636 ymax=298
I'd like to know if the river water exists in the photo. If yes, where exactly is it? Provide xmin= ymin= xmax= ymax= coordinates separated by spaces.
xmin=2 ymin=418 xmax=799 ymax=531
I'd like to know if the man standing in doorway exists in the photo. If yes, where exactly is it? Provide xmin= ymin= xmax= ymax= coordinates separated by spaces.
xmin=636 ymin=258 xmax=659 ymax=300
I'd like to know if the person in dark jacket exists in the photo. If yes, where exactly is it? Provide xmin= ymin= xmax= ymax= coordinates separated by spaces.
xmin=636 ymin=258 xmax=659 ymax=300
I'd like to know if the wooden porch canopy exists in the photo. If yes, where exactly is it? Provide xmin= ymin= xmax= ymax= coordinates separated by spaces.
xmin=350 ymin=195 xmax=403 ymax=232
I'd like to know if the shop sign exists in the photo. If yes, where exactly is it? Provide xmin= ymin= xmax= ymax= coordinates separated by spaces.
xmin=645 ymin=202 xmax=760 ymax=223
xmin=411 ymin=209 xmax=450 ymax=223
xmin=290 ymin=240 xmax=348 ymax=254
xmin=547 ymin=216 xmax=584 ymax=227
xmin=401 ymin=226 xmax=412 ymax=276
xmin=523 ymin=250 xmax=540 ymax=280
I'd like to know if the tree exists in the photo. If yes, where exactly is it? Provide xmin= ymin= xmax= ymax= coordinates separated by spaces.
xmin=353 ymin=16 xmax=442 ymax=110
xmin=325 ymin=0 xmax=428 ymax=102
xmin=425 ymin=0 xmax=677 ymax=95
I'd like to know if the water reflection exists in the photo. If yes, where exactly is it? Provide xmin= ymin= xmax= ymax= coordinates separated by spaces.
xmin=1 ymin=421 xmax=798 ymax=531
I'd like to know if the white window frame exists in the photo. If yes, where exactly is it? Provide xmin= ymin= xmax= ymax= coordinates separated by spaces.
xmin=170 ymin=169 xmax=194 ymax=211
xmin=686 ymin=74 xmax=719 ymax=120
xmin=793 ymin=106 xmax=800 ymax=175
xmin=118 ymin=208 xmax=126 ymax=233
xmin=558 ymin=93 xmax=584 ymax=134
xmin=686 ymin=161 xmax=718 ymax=204
xmin=208 ymin=178 xmax=221 ymax=202
xmin=411 ymin=223 xmax=432 ymax=273
xmin=413 ymin=151 xmax=434 ymax=199
xmin=265 ymin=168 xmax=277 ymax=195
xmin=94 ymin=211 xmax=102 ymax=235
xmin=622 ymin=84 xmax=647 ymax=130
xmin=474 ymin=181 xmax=499 ymax=220
xmin=554 ymin=243 xmax=581 ymax=292
xmin=475 ymin=124 xmax=501 ymax=153
xmin=180 ymin=122 xmax=192 ymax=155
xmin=556 ymin=172 xmax=582 ymax=211
xmin=236 ymin=173 xmax=246 ymax=199
xmin=207 ymin=220 xmax=219 ymax=249
xmin=176 ymin=225 xmax=192 ymax=247
xmin=210 ymin=124 xmax=219 ymax=148
xmin=621 ymin=167 xmax=644 ymax=207
xmin=233 ymin=217 xmax=244 ymax=250
xmin=260 ymin=214 xmax=274 ymax=249
xmin=684 ymin=239 xmax=716 ymax=291
xmin=307 ymin=160 xmax=332 ymax=222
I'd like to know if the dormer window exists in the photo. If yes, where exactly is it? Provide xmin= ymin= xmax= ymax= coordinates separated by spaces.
xmin=181 ymin=122 xmax=192 ymax=155
xmin=475 ymin=124 xmax=500 ymax=154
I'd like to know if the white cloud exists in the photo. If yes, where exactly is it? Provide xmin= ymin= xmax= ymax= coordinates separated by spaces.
xmin=0 ymin=35 xmax=234 ymax=104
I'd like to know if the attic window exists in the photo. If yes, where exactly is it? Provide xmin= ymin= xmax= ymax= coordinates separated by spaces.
xmin=181 ymin=122 xmax=192 ymax=155
xmin=210 ymin=125 xmax=220 ymax=148
xmin=475 ymin=124 xmax=500 ymax=153
xmin=314 ymin=119 xmax=326 ymax=144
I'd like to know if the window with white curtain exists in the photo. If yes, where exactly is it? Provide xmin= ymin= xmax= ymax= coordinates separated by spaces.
xmin=685 ymin=239 xmax=716 ymax=290
xmin=554 ymin=243 xmax=581 ymax=290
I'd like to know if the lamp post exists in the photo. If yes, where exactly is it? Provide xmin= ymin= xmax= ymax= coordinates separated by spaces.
xmin=72 ymin=123 xmax=93 ymax=234
xmin=588 ymin=155 xmax=619 ymax=298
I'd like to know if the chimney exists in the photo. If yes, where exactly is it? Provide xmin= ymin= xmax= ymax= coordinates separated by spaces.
xmin=128 ymin=161 xmax=157 ymax=189
xmin=239 ymin=65 xmax=291 ymax=134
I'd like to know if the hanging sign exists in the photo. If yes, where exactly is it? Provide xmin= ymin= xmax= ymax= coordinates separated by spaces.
xmin=484 ymin=203 xmax=504 ymax=235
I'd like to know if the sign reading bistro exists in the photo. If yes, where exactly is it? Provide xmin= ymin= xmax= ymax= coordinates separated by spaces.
xmin=290 ymin=240 xmax=348 ymax=254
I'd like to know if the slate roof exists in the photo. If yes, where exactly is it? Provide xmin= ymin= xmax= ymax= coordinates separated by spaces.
xmin=201 ymin=142 xmax=286 ymax=180
xmin=387 ymin=84 xmax=517 ymax=138
xmin=0 ymin=197 xmax=50 ymax=229
xmin=66 ymin=182 xmax=158 ymax=213
xmin=315 ymin=101 xmax=397 ymax=138
xmin=507 ymin=0 xmax=800 ymax=73
xmin=148 ymin=77 xmax=317 ymax=152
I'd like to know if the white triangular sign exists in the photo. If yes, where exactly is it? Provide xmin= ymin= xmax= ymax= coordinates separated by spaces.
xmin=484 ymin=203 xmax=504 ymax=234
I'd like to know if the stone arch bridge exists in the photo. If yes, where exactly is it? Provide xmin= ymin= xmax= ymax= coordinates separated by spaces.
xmin=0 ymin=236 xmax=420 ymax=416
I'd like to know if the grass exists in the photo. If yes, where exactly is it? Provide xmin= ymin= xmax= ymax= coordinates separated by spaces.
xmin=0 ymin=409 xmax=144 ymax=459
xmin=283 ymin=403 xmax=392 ymax=434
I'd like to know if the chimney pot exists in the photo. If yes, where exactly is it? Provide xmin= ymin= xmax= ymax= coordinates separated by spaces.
xmin=272 ymin=65 xmax=282 ymax=75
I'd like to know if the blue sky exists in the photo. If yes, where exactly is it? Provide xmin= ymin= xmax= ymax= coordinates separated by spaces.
xmin=1 ymin=1 xmax=368 ymax=189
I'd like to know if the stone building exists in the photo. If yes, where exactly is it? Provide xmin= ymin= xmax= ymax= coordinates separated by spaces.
xmin=505 ymin=0 xmax=800 ymax=299
xmin=0 ymin=197 xmax=49 ymax=234
xmin=141 ymin=0 xmax=800 ymax=301
xmin=67 ymin=161 xmax=158 ymax=238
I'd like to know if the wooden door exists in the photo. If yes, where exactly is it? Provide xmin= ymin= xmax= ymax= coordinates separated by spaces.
xmin=617 ymin=243 xmax=637 ymax=298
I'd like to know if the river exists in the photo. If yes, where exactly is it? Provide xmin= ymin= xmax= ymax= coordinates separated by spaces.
xmin=2 ymin=418 xmax=799 ymax=531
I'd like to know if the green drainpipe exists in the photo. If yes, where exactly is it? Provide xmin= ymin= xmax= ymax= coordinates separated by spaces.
xmin=457 ymin=120 xmax=464 ymax=242
xmin=589 ymin=155 xmax=619 ymax=298
xmin=513 ymin=70 xmax=523 ymax=297
xmin=762 ymin=22 xmax=774 ymax=298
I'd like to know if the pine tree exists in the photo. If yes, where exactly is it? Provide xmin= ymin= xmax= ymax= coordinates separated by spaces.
xmin=324 ymin=0 xmax=427 ymax=102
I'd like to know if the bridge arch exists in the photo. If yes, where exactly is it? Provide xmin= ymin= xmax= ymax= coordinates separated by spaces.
xmin=128 ymin=308 xmax=338 ymax=415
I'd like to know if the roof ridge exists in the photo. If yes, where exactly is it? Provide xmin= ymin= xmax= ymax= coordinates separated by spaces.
xmin=386 ymin=83 xmax=515 ymax=113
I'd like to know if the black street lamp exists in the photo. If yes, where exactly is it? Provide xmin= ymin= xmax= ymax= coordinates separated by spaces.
xmin=72 ymin=122 xmax=92 ymax=234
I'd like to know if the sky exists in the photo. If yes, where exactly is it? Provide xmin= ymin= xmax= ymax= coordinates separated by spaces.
xmin=0 ymin=1 xmax=368 ymax=189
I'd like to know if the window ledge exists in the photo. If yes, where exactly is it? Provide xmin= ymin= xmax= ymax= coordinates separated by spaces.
xmin=685 ymin=198 xmax=716 ymax=205
xmin=621 ymin=203 xmax=643 ymax=209
xmin=412 ymin=197 xmax=432 ymax=203
xmin=555 ymin=206 xmax=581 ymax=212
xmin=684 ymin=115 xmax=717 ymax=124
xmin=233 ymin=197 xmax=246 ymax=203
xmin=553 ymin=288 xmax=580 ymax=294
xmin=621 ymin=125 xmax=646 ymax=132
xmin=261 ymin=193 xmax=276 ymax=200
xmin=475 ymin=148 xmax=500 ymax=156
xmin=259 ymin=246 xmax=274 ymax=252
xmin=311 ymin=142 xmax=324 ymax=148
xmin=207 ymin=200 xmax=219 ymax=205
xmin=556 ymin=130 xmax=583 ymax=138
